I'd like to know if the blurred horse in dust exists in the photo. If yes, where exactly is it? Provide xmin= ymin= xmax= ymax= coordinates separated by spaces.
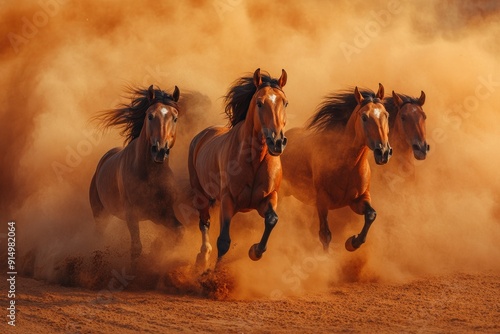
xmin=372 ymin=90 xmax=429 ymax=190
xmin=384 ymin=90 xmax=429 ymax=161
xmin=89 ymin=85 xmax=184 ymax=265
xmin=281 ymin=84 xmax=391 ymax=252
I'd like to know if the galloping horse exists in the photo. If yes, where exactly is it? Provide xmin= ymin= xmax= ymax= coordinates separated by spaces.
xmin=384 ymin=91 xmax=429 ymax=160
xmin=89 ymin=85 xmax=183 ymax=263
xmin=188 ymin=68 xmax=288 ymax=270
xmin=281 ymin=84 xmax=391 ymax=252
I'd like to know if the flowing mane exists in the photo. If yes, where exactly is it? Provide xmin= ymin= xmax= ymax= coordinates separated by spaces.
xmin=224 ymin=71 xmax=283 ymax=127
xmin=91 ymin=86 xmax=179 ymax=144
xmin=383 ymin=94 xmax=421 ymax=128
xmin=307 ymin=88 xmax=381 ymax=131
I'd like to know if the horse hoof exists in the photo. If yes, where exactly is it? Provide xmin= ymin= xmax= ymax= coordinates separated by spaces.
xmin=248 ymin=244 xmax=263 ymax=261
xmin=345 ymin=235 xmax=359 ymax=252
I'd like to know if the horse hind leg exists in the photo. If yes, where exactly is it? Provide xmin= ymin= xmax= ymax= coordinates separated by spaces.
xmin=89 ymin=172 xmax=109 ymax=234
xmin=345 ymin=201 xmax=376 ymax=251
xmin=195 ymin=206 xmax=212 ymax=273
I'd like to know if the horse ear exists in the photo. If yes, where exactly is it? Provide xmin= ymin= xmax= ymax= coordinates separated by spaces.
xmin=278 ymin=69 xmax=287 ymax=88
xmin=148 ymin=85 xmax=155 ymax=102
xmin=354 ymin=86 xmax=363 ymax=105
xmin=376 ymin=83 xmax=384 ymax=100
xmin=418 ymin=90 xmax=426 ymax=106
xmin=172 ymin=86 xmax=180 ymax=102
xmin=253 ymin=68 xmax=262 ymax=88
xmin=392 ymin=91 xmax=404 ymax=107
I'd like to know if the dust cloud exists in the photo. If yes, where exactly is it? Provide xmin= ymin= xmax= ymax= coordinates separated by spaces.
xmin=0 ymin=0 xmax=499 ymax=299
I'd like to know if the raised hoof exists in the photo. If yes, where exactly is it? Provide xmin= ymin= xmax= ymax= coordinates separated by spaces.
xmin=248 ymin=243 xmax=263 ymax=261
xmin=345 ymin=235 xmax=360 ymax=252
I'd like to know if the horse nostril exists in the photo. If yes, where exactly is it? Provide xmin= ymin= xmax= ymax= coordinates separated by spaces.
xmin=426 ymin=144 xmax=430 ymax=151
xmin=152 ymin=145 xmax=158 ymax=153
xmin=412 ymin=144 xmax=420 ymax=151
xmin=282 ymin=137 xmax=288 ymax=146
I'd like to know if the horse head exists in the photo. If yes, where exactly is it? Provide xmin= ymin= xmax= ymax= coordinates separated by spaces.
xmin=145 ymin=85 xmax=180 ymax=163
xmin=252 ymin=68 xmax=288 ymax=156
xmin=392 ymin=90 xmax=429 ymax=160
xmin=354 ymin=83 xmax=392 ymax=165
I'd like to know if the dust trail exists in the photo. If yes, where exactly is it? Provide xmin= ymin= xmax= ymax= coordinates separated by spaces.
xmin=0 ymin=0 xmax=499 ymax=299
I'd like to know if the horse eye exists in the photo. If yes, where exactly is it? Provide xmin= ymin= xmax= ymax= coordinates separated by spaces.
xmin=148 ymin=114 xmax=154 ymax=120
xmin=257 ymin=101 xmax=263 ymax=108
xmin=401 ymin=115 xmax=406 ymax=122
xmin=361 ymin=114 xmax=368 ymax=122
xmin=284 ymin=101 xmax=289 ymax=108
xmin=173 ymin=117 xmax=178 ymax=123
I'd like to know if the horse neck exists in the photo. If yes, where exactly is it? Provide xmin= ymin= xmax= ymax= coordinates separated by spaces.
xmin=339 ymin=106 xmax=370 ymax=165
xmin=239 ymin=106 xmax=268 ymax=164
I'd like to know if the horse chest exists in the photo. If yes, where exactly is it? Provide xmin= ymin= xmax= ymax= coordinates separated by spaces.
xmin=232 ymin=161 xmax=279 ymax=210
xmin=320 ymin=163 xmax=370 ymax=207
xmin=125 ymin=169 xmax=175 ymax=211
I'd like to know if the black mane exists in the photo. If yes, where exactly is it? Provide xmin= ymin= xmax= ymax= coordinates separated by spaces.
xmin=224 ymin=71 xmax=283 ymax=127
xmin=383 ymin=94 xmax=420 ymax=128
xmin=307 ymin=88 xmax=381 ymax=131
xmin=91 ymin=86 xmax=179 ymax=144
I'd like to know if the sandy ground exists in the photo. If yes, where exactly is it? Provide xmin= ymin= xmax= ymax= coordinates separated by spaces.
xmin=2 ymin=271 xmax=498 ymax=333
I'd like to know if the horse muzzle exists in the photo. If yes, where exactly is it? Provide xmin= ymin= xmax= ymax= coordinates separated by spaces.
xmin=264 ymin=130 xmax=287 ymax=156
xmin=412 ymin=141 xmax=430 ymax=160
xmin=373 ymin=143 xmax=392 ymax=165
xmin=151 ymin=142 xmax=170 ymax=163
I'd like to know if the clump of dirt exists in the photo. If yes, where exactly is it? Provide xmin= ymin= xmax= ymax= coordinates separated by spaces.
xmin=50 ymin=242 xmax=204 ymax=296
xmin=338 ymin=252 xmax=381 ymax=283
xmin=58 ymin=256 xmax=85 ymax=287
xmin=198 ymin=267 xmax=236 ymax=300
xmin=54 ymin=249 xmax=114 ymax=289
xmin=130 ymin=254 xmax=201 ymax=295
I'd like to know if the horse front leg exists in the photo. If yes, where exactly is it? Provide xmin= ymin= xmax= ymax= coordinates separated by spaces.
xmin=217 ymin=195 xmax=235 ymax=261
xmin=162 ymin=206 xmax=185 ymax=244
xmin=317 ymin=204 xmax=331 ymax=252
xmin=345 ymin=200 xmax=376 ymax=251
xmin=126 ymin=213 xmax=142 ymax=266
xmin=249 ymin=191 xmax=279 ymax=261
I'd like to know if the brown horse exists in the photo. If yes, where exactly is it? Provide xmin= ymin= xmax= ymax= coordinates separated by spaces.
xmin=188 ymin=68 xmax=288 ymax=271
xmin=384 ymin=90 xmax=429 ymax=161
xmin=281 ymin=84 xmax=391 ymax=252
xmin=89 ymin=85 xmax=183 ymax=263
